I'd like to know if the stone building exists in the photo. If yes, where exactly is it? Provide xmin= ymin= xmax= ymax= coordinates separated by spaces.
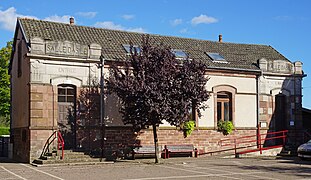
xmin=9 ymin=18 xmax=305 ymax=163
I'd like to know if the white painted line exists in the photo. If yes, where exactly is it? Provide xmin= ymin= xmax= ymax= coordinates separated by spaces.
xmin=167 ymin=164 xmax=282 ymax=180
xmin=159 ymin=165 xmax=242 ymax=180
xmin=125 ymin=174 xmax=235 ymax=180
xmin=125 ymin=171 xmax=266 ymax=180
xmin=159 ymin=164 xmax=210 ymax=175
xmin=19 ymin=164 xmax=64 ymax=180
xmin=191 ymin=166 xmax=281 ymax=180
xmin=244 ymin=173 xmax=280 ymax=180
xmin=1 ymin=166 xmax=28 ymax=180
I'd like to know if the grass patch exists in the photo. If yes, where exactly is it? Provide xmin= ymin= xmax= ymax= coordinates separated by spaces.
xmin=0 ymin=127 xmax=10 ymax=136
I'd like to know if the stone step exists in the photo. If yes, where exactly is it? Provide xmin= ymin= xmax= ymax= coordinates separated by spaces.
xmin=45 ymin=150 xmax=90 ymax=158
xmin=43 ymin=154 xmax=96 ymax=161
xmin=32 ymin=157 xmax=111 ymax=166
xmin=32 ymin=149 xmax=108 ymax=165
xmin=34 ymin=157 xmax=102 ymax=164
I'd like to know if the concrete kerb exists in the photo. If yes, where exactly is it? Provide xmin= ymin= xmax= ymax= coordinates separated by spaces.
xmin=14 ymin=155 xmax=286 ymax=167
xmin=30 ymin=160 xmax=115 ymax=167
xmin=29 ymin=157 xmax=195 ymax=167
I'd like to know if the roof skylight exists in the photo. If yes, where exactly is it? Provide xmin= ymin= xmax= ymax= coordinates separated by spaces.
xmin=206 ymin=52 xmax=227 ymax=63
xmin=123 ymin=44 xmax=141 ymax=54
xmin=172 ymin=49 xmax=187 ymax=59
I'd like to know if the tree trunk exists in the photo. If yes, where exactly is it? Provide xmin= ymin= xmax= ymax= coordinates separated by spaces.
xmin=152 ymin=124 xmax=159 ymax=163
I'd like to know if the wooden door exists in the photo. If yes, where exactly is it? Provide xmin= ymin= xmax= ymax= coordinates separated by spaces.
xmin=57 ymin=84 xmax=76 ymax=149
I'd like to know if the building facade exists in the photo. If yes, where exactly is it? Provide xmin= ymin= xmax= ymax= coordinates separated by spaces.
xmin=10 ymin=18 xmax=305 ymax=162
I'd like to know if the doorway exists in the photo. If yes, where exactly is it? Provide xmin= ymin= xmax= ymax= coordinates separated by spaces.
xmin=274 ymin=93 xmax=286 ymax=131
xmin=57 ymin=84 xmax=76 ymax=149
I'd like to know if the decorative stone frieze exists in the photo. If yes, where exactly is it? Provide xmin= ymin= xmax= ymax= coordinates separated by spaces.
xmin=30 ymin=39 xmax=102 ymax=60
xmin=30 ymin=37 xmax=45 ymax=55
xmin=89 ymin=43 xmax=102 ymax=59
xmin=294 ymin=61 xmax=303 ymax=75
xmin=259 ymin=58 xmax=267 ymax=71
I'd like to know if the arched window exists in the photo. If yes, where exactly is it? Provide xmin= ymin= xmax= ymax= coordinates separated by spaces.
xmin=213 ymin=85 xmax=236 ymax=127
xmin=217 ymin=91 xmax=232 ymax=122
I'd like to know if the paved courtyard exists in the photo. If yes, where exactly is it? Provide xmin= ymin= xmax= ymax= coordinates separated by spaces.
xmin=1 ymin=156 xmax=311 ymax=180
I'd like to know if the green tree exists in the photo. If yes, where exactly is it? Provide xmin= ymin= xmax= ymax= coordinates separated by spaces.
xmin=107 ymin=36 xmax=209 ymax=163
xmin=0 ymin=41 xmax=12 ymax=126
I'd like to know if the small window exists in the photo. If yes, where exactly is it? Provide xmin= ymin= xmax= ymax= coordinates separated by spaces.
xmin=172 ymin=49 xmax=187 ymax=59
xmin=58 ymin=85 xmax=76 ymax=103
xmin=123 ymin=44 xmax=141 ymax=54
xmin=206 ymin=52 xmax=227 ymax=63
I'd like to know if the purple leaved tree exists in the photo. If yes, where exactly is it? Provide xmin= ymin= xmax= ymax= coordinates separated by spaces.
xmin=106 ymin=35 xmax=209 ymax=163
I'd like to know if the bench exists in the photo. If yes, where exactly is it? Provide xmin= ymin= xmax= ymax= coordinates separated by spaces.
xmin=131 ymin=146 xmax=156 ymax=159
xmin=164 ymin=144 xmax=198 ymax=159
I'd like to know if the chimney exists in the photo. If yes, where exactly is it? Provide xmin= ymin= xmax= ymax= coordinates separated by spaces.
xmin=218 ymin=34 xmax=222 ymax=43
xmin=69 ymin=17 xmax=74 ymax=25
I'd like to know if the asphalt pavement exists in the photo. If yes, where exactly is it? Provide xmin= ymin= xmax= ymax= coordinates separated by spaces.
xmin=1 ymin=156 xmax=311 ymax=180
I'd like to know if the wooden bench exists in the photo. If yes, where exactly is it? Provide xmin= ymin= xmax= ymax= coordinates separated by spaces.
xmin=131 ymin=146 xmax=156 ymax=159
xmin=164 ymin=144 xmax=198 ymax=159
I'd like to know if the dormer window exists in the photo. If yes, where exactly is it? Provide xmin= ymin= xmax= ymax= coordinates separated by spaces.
xmin=122 ymin=44 xmax=141 ymax=54
xmin=206 ymin=52 xmax=227 ymax=63
xmin=172 ymin=49 xmax=187 ymax=59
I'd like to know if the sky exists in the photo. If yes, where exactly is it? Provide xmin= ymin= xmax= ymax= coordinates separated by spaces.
xmin=0 ymin=0 xmax=310 ymax=108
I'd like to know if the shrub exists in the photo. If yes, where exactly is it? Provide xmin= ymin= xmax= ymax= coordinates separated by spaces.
xmin=0 ymin=127 xmax=10 ymax=136
xmin=182 ymin=120 xmax=195 ymax=138
xmin=0 ymin=116 xmax=10 ymax=127
xmin=217 ymin=120 xmax=234 ymax=136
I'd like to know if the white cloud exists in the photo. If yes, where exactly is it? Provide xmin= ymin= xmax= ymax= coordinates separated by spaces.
xmin=191 ymin=14 xmax=218 ymax=25
xmin=122 ymin=14 xmax=135 ymax=20
xmin=95 ymin=21 xmax=147 ymax=33
xmin=274 ymin=15 xmax=293 ymax=21
xmin=0 ymin=7 xmax=37 ymax=31
xmin=126 ymin=27 xmax=146 ymax=33
xmin=171 ymin=19 xmax=182 ymax=26
xmin=43 ymin=15 xmax=72 ymax=24
xmin=179 ymin=28 xmax=188 ymax=34
xmin=95 ymin=21 xmax=124 ymax=30
xmin=76 ymin=12 xmax=97 ymax=18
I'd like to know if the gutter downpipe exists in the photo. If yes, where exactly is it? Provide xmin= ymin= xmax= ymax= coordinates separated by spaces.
xmin=99 ymin=56 xmax=106 ymax=162
xmin=256 ymin=70 xmax=262 ymax=148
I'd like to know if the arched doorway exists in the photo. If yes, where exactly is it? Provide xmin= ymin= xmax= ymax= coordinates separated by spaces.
xmin=57 ymin=84 xmax=76 ymax=149
xmin=274 ymin=93 xmax=287 ymax=131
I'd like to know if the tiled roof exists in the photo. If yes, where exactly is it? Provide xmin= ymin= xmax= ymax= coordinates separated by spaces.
xmin=18 ymin=18 xmax=290 ymax=71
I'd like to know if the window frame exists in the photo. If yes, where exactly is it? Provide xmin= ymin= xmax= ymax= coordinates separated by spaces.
xmin=213 ymin=85 xmax=236 ymax=129
xmin=57 ymin=84 xmax=76 ymax=103
xmin=217 ymin=92 xmax=231 ymax=122
xmin=171 ymin=49 xmax=188 ymax=60
xmin=122 ymin=44 xmax=141 ymax=54
xmin=205 ymin=52 xmax=228 ymax=63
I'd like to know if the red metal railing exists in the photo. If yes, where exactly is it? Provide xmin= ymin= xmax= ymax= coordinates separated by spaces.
xmin=57 ymin=131 xmax=65 ymax=160
xmin=219 ymin=128 xmax=288 ymax=157
xmin=40 ymin=131 xmax=65 ymax=160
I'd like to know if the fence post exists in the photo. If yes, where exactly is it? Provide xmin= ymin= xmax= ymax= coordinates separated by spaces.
xmin=234 ymin=139 xmax=237 ymax=156
xmin=258 ymin=125 xmax=262 ymax=154
xmin=282 ymin=131 xmax=285 ymax=146
xmin=164 ymin=145 xmax=168 ymax=159
xmin=194 ymin=148 xmax=198 ymax=158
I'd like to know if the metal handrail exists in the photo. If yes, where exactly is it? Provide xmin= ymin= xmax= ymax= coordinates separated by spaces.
xmin=219 ymin=129 xmax=288 ymax=156
xmin=39 ymin=131 xmax=57 ymax=159
xmin=57 ymin=131 xmax=65 ymax=160
xmin=39 ymin=131 xmax=65 ymax=160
